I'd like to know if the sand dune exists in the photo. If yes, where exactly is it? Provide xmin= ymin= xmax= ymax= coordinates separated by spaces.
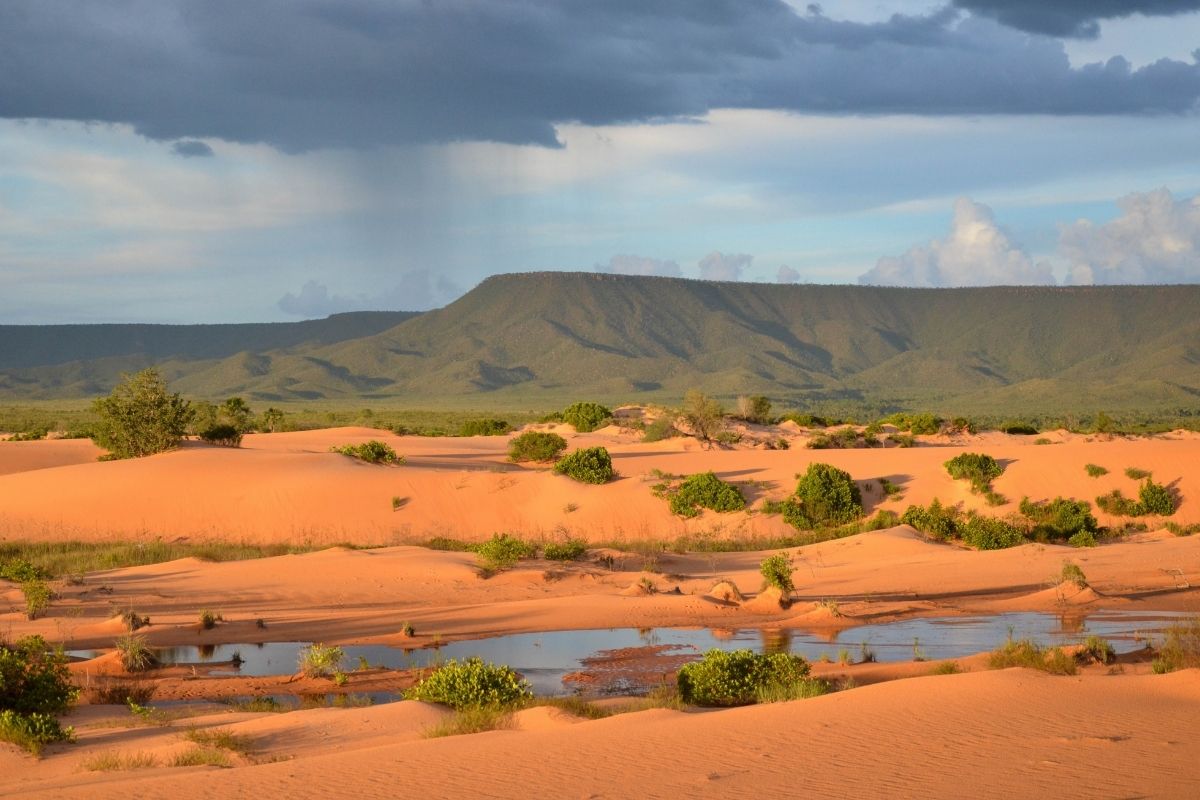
xmin=0 ymin=426 xmax=1195 ymax=543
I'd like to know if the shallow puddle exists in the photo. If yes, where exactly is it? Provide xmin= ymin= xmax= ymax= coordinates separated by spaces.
xmin=71 ymin=610 xmax=1189 ymax=696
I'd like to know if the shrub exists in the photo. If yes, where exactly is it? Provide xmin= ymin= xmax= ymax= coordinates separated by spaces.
xmin=667 ymin=472 xmax=745 ymax=518
xmin=958 ymin=515 xmax=1025 ymax=550
xmin=1095 ymin=489 xmax=1140 ymax=516
xmin=988 ymin=639 xmax=1076 ymax=675
xmin=783 ymin=463 xmax=863 ymax=529
xmin=901 ymin=499 xmax=960 ymax=541
xmin=115 ymin=635 xmax=158 ymax=673
xmin=198 ymin=424 xmax=243 ymax=447
xmin=679 ymin=390 xmax=725 ymax=442
xmin=0 ymin=710 xmax=73 ymax=755
xmin=0 ymin=559 xmax=45 ymax=583
xmin=22 ymin=580 xmax=52 ymax=620
xmin=561 ymin=402 xmax=613 ymax=433
xmin=780 ymin=412 xmax=828 ymax=428
xmin=0 ymin=636 xmax=79 ymax=717
xmin=1018 ymin=497 xmax=1098 ymax=541
xmin=553 ymin=447 xmax=614 ymax=484
xmin=1084 ymin=464 xmax=1108 ymax=478
xmin=1124 ymin=467 xmax=1151 ymax=480
xmin=1060 ymin=561 xmax=1088 ymax=588
xmin=458 ymin=418 xmax=511 ymax=437
xmin=1081 ymin=635 xmax=1115 ymax=665
xmin=676 ymin=649 xmax=814 ymax=707
xmin=1068 ymin=531 xmax=1098 ymax=548
xmin=422 ymin=706 xmax=515 ymax=738
xmin=91 ymin=368 xmax=194 ymax=460
xmin=1151 ymin=617 xmax=1200 ymax=673
xmin=759 ymin=553 xmax=794 ymax=593
xmin=507 ymin=431 xmax=567 ymax=462
xmin=1138 ymin=479 xmax=1175 ymax=516
xmin=331 ymin=440 xmax=403 ymax=464
xmin=734 ymin=395 xmax=773 ymax=424
xmin=542 ymin=539 xmax=588 ymax=561
xmin=475 ymin=533 xmax=537 ymax=572
xmin=407 ymin=657 xmax=531 ymax=710
xmin=198 ymin=609 xmax=222 ymax=630
xmin=944 ymin=452 xmax=1004 ymax=492
xmin=642 ymin=415 xmax=680 ymax=443
xmin=1165 ymin=522 xmax=1200 ymax=537
xmin=908 ymin=413 xmax=941 ymax=436
xmin=298 ymin=643 xmax=344 ymax=678
xmin=888 ymin=433 xmax=916 ymax=448
xmin=1000 ymin=422 xmax=1038 ymax=435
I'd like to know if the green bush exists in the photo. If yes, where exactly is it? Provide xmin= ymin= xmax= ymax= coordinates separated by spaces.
xmin=91 ymin=368 xmax=194 ymax=460
xmin=1084 ymin=463 xmax=1108 ymax=478
xmin=759 ymin=553 xmax=794 ymax=593
xmin=1018 ymin=497 xmax=1098 ymax=541
xmin=0 ymin=636 xmax=78 ymax=716
xmin=944 ymin=452 xmax=1004 ymax=492
xmin=475 ymin=533 xmax=537 ymax=572
xmin=667 ymin=472 xmax=745 ymax=518
xmin=0 ymin=710 xmax=73 ymax=755
xmin=458 ymin=418 xmax=511 ymax=437
xmin=782 ymin=463 xmax=863 ymax=529
xmin=909 ymin=413 xmax=941 ymax=435
xmin=780 ymin=413 xmax=828 ymax=428
xmin=1124 ymin=467 xmax=1151 ymax=480
xmin=115 ymin=634 xmax=158 ymax=673
xmin=1000 ymin=422 xmax=1038 ymax=435
xmin=958 ymin=515 xmax=1025 ymax=550
xmin=561 ymin=402 xmax=613 ymax=433
xmin=642 ymin=415 xmax=680 ymax=443
xmin=553 ymin=447 xmax=615 ymax=484
xmin=507 ymin=431 xmax=567 ymax=463
xmin=1068 ymin=531 xmax=1098 ymax=548
xmin=1060 ymin=561 xmax=1088 ymax=588
xmin=298 ymin=644 xmax=344 ymax=678
xmin=22 ymin=580 xmax=52 ymax=620
xmin=1138 ymin=479 xmax=1175 ymax=516
xmin=1151 ymin=617 xmax=1200 ymax=673
xmin=901 ymin=499 xmax=960 ymax=541
xmin=734 ymin=395 xmax=773 ymax=424
xmin=407 ymin=657 xmax=531 ymax=710
xmin=198 ymin=424 xmax=243 ymax=447
xmin=0 ymin=559 xmax=45 ymax=583
xmin=988 ymin=639 xmax=1076 ymax=675
xmin=542 ymin=539 xmax=588 ymax=562
xmin=680 ymin=390 xmax=725 ymax=442
xmin=676 ymin=649 xmax=814 ymax=707
xmin=1095 ymin=489 xmax=1140 ymax=516
xmin=331 ymin=440 xmax=403 ymax=464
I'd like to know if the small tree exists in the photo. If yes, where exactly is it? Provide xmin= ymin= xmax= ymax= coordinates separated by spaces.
xmin=260 ymin=407 xmax=285 ymax=432
xmin=561 ymin=402 xmax=613 ymax=433
xmin=734 ymin=395 xmax=772 ymax=424
xmin=680 ymin=390 xmax=725 ymax=443
xmin=784 ymin=463 xmax=863 ymax=529
xmin=91 ymin=369 xmax=194 ymax=459
xmin=220 ymin=397 xmax=254 ymax=432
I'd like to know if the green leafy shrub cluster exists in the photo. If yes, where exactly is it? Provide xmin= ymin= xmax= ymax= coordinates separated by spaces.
xmin=1000 ymin=422 xmax=1038 ymax=435
xmin=1096 ymin=479 xmax=1175 ymax=517
xmin=0 ymin=636 xmax=78 ymax=754
xmin=91 ymin=368 xmax=194 ymax=460
xmin=22 ymin=580 xmax=52 ymax=620
xmin=198 ymin=423 xmax=243 ymax=447
xmin=475 ymin=533 xmax=537 ymax=572
xmin=1124 ymin=467 xmax=1151 ymax=480
xmin=331 ymin=440 xmax=403 ymax=464
xmin=553 ymin=447 xmax=614 ymax=484
xmin=115 ymin=634 xmax=158 ymax=672
xmin=880 ymin=412 xmax=941 ymax=435
xmin=779 ymin=412 xmax=829 ymax=428
xmin=988 ymin=638 xmax=1076 ymax=675
xmin=298 ymin=643 xmax=344 ymax=678
xmin=781 ymin=463 xmax=863 ymax=530
xmin=676 ymin=649 xmax=817 ymax=706
xmin=901 ymin=499 xmax=960 ymax=541
xmin=542 ymin=539 xmax=588 ymax=561
xmin=507 ymin=431 xmax=567 ymax=462
xmin=944 ymin=452 xmax=1004 ymax=492
xmin=958 ymin=515 xmax=1026 ymax=550
xmin=407 ymin=657 xmax=531 ymax=710
xmin=641 ymin=415 xmax=681 ymax=443
xmin=0 ymin=559 xmax=46 ymax=583
xmin=458 ymin=418 xmax=511 ymax=437
xmin=759 ymin=553 xmax=794 ymax=593
xmin=561 ymin=402 xmax=613 ymax=433
xmin=1084 ymin=463 xmax=1108 ymax=478
xmin=1018 ymin=497 xmax=1098 ymax=541
xmin=664 ymin=472 xmax=745 ymax=518
xmin=1151 ymin=617 xmax=1200 ymax=673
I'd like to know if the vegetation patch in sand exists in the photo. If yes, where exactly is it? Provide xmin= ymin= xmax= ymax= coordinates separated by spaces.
xmin=988 ymin=638 xmax=1076 ymax=675
xmin=654 ymin=471 xmax=746 ymax=518
xmin=559 ymin=402 xmax=613 ymax=433
xmin=507 ymin=431 xmax=567 ymax=462
xmin=330 ymin=440 xmax=403 ymax=464
xmin=1152 ymin=617 xmax=1200 ymax=673
xmin=779 ymin=462 xmax=864 ymax=529
xmin=408 ymin=657 xmax=532 ymax=710
xmin=83 ymin=750 xmax=159 ymax=771
xmin=676 ymin=649 xmax=824 ymax=706
xmin=0 ymin=635 xmax=78 ymax=754
xmin=115 ymin=634 xmax=159 ymax=673
xmin=553 ymin=446 xmax=615 ymax=484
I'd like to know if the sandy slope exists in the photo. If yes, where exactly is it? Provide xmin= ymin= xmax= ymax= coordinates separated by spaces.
xmin=0 ymin=426 xmax=1195 ymax=542
xmin=6 ymin=669 xmax=1199 ymax=799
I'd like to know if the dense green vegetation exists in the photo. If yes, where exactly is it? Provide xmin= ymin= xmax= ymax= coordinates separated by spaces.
xmin=676 ymin=649 xmax=821 ymax=706
xmin=507 ymin=431 xmax=567 ymax=462
xmin=782 ymin=463 xmax=864 ymax=529
xmin=330 ymin=440 xmax=403 ymax=464
xmin=659 ymin=472 xmax=746 ymax=518
xmin=407 ymin=658 xmax=532 ymax=710
xmin=560 ymin=402 xmax=612 ymax=433
xmin=6 ymin=277 xmax=1200 ymax=419
xmin=553 ymin=447 xmax=615 ymax=484
xmin=0 ymin=635 xmax=79 ymax=754
xmin=91 ymin=369 xmax=194 ymax=459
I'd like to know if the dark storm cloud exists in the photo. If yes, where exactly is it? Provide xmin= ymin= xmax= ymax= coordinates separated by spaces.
xmin=953 ymin=1 xmax=1200 ymax=38
xmin=2 ymin=1 xmax=1199 ymax=152
xmin=170 ymin=139 xmax=215 ymax=158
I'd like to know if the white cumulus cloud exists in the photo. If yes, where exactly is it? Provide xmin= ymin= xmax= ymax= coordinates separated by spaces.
xmin=859 ymin=198 xmax=1054 ymax=287
xmin=698 ymin=251 xmax=753 ymax=281
xmin=1062 ymin=188 xmax=1200 ymax=284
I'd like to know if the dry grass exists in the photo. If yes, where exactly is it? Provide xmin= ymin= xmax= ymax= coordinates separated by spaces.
xmin=83 ymin=750 xmax=159 ymax=772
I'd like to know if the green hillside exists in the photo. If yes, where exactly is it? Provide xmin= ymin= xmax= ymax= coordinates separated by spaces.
xmin=3 ymin=273 xmax=1200 ymax=416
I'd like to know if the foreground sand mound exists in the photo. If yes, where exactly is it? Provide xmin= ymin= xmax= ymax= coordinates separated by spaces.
xmin=705 ymin=580 xmax=744 ymax=604
xmin=743 ymin=585 xmax=790 ymax=613
xmin=512 ymin=706 xmax=585 ymax=731
xmin=619 ymin=580 xmax=656 ymax=596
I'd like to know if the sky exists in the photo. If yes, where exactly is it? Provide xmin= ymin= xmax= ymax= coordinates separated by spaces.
xmin=2 ymin=1 xmax=1200 ymax=323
